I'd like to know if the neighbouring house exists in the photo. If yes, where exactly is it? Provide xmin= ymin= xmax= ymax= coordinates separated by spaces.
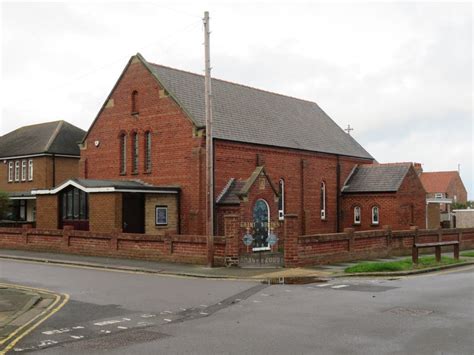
xmin=31 ymin=53 xmax=427 ymax=250
xmin=419 ymin=170 xmax=468 ymax=228
xmin=452 ymin=209 xmax=474 ymax=228
xmin=341 ymin=163 xmax=426 ymax=230
xmin=0 ymin=121 xmax=85 ymax=225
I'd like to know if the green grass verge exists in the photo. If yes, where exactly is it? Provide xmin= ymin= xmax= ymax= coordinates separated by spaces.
xmin=344 ymin=256 xmax=464 ymax=273
xmin=460 ymin=251 xmax=474 ymax=257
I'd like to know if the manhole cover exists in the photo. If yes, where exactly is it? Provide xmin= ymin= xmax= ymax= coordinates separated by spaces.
xmin=385 ymin=307 xmax=433 ymax=316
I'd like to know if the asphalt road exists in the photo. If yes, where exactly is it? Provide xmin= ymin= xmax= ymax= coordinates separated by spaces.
xmin=1 ymin=259 xmax=473 ymax=354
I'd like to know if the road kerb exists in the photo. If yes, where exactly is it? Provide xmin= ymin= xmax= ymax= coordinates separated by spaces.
xmin=0 ymin=283 xmax=69 ymax=355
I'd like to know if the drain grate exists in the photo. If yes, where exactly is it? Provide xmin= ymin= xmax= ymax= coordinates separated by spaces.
xmin=385 ymin=307 xmax=433 ymax=316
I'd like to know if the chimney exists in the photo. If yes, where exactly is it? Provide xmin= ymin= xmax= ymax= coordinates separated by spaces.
xmin=413 ymin=162 xmax=423 ymax=176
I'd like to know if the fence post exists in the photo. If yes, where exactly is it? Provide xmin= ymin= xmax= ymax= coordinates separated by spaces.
xmin=437 ymin=227 xmax=442 ymax=242
xmin=284 ymin=214 xmax=299 ymax=267
xmin=410 ymin=226 xmax=419 ymax=245
xmin=224 ymin=214 xmax=240 ymax=267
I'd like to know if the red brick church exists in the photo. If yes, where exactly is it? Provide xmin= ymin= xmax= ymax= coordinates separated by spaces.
xmin=33 ymin=53 xmax=427 ymax=247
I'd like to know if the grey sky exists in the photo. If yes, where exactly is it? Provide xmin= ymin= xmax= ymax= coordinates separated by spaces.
xmin=1 ymin=1 xmax=472 ymax=198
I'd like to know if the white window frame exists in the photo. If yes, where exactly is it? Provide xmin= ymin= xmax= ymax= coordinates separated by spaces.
xmin=434 ymin=193 xmax=444 ymax=199
xmin=28 ymin=160 xmax=33 ymax=181
xmin=155 ymin=206 xmax=168 ymax=226
xmin=354 ymin=206 xmax=361 ymax=224
xmin=371 ymin=206 xmax=379 ymax=225
xmin=278 ymin=178 xmax=285 ymax=221
xmin=320 ymin=181 xmax=326 ymax=220
xmin=14 ymin=161 xmax=20 ymax=181
xmin=253 ymin=198 xmax=271 ymax=252
xmin=8 ymin=161 xmax=13 ymax=182
xmin=21 ymin=160 xmax=27 ymax=181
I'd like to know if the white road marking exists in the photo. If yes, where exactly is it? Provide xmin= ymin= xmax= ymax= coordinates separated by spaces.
xmin=38 ymin=340 xmax=58 ymax=347
xmin=117 ymin=326 xmax=128 ymax=329
xmin=200 ymin=312 xmax=209 ymax=315
xmin=332 ymin=285 xmax=349 ymax=289
xmin=100 ymin=330 xmax=111 ymax=334
xmin=122 ymin=318 xmax=131 ymax=321
xmin=200 ymin=304 xmax=208 ymax=307
xmin=164 ymin=318 xmax=172 ymax=322
xmin=142 ymin=313 xmax=158 ymax=317
xmin=42 ymin=328 xmax=71 ymax=335
xmin=316 ymin=284 xmax=332 ymax=287
xmin=72 ymin=326 xmax=85 ymax=329
xmin=94 ymin=320 xmax=122 ymax=326
xmin=69 ymin=335 xmax=84 ymax=340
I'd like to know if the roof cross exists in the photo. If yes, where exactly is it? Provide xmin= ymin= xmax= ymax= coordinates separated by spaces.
xmin=345 ymin=124 xmax=354 ymax=135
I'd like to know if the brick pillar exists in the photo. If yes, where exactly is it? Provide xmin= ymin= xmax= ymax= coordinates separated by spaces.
xmin=21 ymin=224 xmax=32 ymax=245
xmin=63 ymin=225 xmax=73 ymax=249
xmin=344 ymin=227 xmax=355 ymax=252
xmin=284 ymin=214 xmax=299 ymax=267
xmin=224 ymin=214 xmax=240 ymax=267
xmin=383 ymin=225 xmax=392 ymax=250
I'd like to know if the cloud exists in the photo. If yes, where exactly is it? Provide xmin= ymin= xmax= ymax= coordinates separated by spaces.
xmin=1 ymin=1 xmax=472 ymax=198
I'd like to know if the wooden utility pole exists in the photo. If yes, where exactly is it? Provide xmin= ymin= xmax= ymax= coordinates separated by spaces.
xmin=204 ymin=11 xmax=214 ymax=267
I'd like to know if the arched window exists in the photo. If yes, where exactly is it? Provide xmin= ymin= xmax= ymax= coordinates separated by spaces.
xmin=278 ymin=179 xmax=285 ymax=220
xmin=132 ymin=132 xmax=139 ymax=173
xmin=354 ymin=206 xmax=361 ymax=225
xmin=131 ymin=90 xmax=139 ymax=114
xmin=320 ymin=181 xmax=327 ymax=219
xmin=372 ymin=206 xmax=379 ymax=225
xmin=144 ymin=131 xmax=152 ymax=172
xmin=253 ymin=199 xmax=270 ymax=250
xmin=119 ymin=133 xmax=127 ymax=174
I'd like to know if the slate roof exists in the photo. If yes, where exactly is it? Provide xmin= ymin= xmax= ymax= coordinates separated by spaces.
xmin=71 ymin=178 xmax=180 ymax=192
xmin=139 ymin=54 xmax=373 ymax=160
xmin=419 ymin=171 xmax=459 ymax=193
xmin=216 ymin=178 xmax=247 ymax=205
xmin=342 ymin=163 xmax=412 ymax=193
xmin=0 ymin=121 xmax=86 ymax=158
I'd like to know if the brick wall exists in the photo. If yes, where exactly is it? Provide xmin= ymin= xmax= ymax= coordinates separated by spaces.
xmin=89 ymin=193 xmax=122 ymax=233
xmin=0 ymin=226 xmax=226 ymax=266
xmin=447 ymin=173 xmax=468 ymax=204
xmin=80 ymin=58 xmax=206 ymax=236
xmin=145 ymin=194 xmax=178 ymax=234
xmin=214 ymin=140 xmax=373 ymax=236
xmin=0 ymin=156 xmax=80 ymax=193
xmin=36 ymin=195 xmax=58 ymax=229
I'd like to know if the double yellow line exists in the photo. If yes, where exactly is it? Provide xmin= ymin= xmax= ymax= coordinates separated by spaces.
xmin=0 ymin=283 xmax=69 ymax=354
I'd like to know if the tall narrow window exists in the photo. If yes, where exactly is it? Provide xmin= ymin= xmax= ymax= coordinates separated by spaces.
xmin=28 ymin=160 xmax=33 ymax=181
xmin=144 ymin=131 xmax=152 ymax=172
xmin=120 ymin=133 xmax=127 ymax=174
xmin=278 ymin=179 xmax=285 ymax=220
xmin=372 ymin=206 xmax=379 ymax=225
xmin=131 ymin=90 xmax=139 ymax=114
xmin=132 ymin=132 xmax=139 ymax=173
xmin=8 ymin=162 xmax=13 ymax=182
xmin=354 ymin=206 xmax=361 ymax=224
xmin=21 ymin=160 xmax=27 ymax=181
xmin=320 ymin=181 xmax=326 ymax=219
xmin=14 ymin=161 xmax=20 ymax=181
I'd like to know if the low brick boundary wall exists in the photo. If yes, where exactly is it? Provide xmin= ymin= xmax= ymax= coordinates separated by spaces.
xmin=293 ymin=226 xmax=474 ymax=267
xmin=0 ymin=226 xmax=226 ymax=266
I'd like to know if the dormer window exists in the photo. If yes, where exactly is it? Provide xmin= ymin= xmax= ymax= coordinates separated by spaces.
xmin=131 ymin=90 xmax=139 ymax=115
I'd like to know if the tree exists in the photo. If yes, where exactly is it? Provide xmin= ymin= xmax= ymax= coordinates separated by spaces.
xmin=0 ymin=191 xmax=9 ymax=219
xmin=451 ymin=201 xmax=474 ymax=210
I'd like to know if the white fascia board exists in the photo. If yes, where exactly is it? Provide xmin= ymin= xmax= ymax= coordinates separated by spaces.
xmin=0 ymin=153 xmax=79 ymax=160
xmin=114 ymin=189 xmax=178 ymax=194
xmin=426 ymin=198 xmax=453 ymax=204
xmin=9 ymin=196 xmax=37 ymax=200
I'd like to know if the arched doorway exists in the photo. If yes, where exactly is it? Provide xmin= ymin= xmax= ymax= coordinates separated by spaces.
xmin=253 ymin=199 xmax=270 ymax=250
